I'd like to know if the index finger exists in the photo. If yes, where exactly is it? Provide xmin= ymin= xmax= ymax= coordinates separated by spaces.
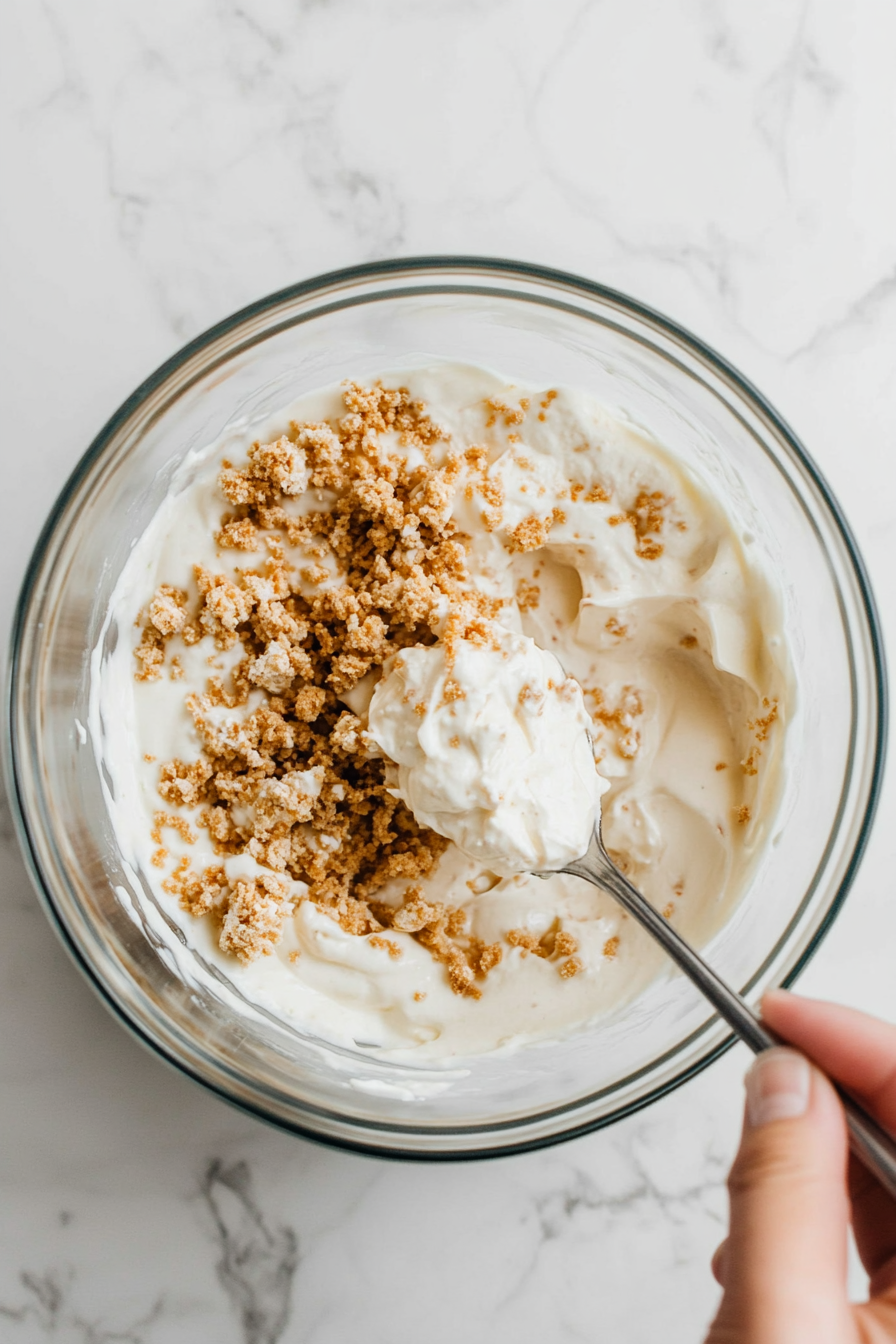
xmin=762 ymin=990 xmax=896 ymax=1292
xmin=761 ymin=992 xmax=896 ymax=1128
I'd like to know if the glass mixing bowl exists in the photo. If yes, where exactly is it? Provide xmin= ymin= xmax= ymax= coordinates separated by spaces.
xmin=6 ymin=258 xmax=886 ymax=1158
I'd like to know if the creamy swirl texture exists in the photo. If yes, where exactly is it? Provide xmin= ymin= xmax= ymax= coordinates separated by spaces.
xmin=93 ymin=361 xmax=789 ymax=1061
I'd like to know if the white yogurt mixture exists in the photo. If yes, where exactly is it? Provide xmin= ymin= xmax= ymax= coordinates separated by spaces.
xmin=93 ymin=362 xmax=789 ymax=1061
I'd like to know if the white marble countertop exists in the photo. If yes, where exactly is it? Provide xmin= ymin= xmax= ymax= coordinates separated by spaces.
xmin=2 ymin=2 xmax=895 ymax=1339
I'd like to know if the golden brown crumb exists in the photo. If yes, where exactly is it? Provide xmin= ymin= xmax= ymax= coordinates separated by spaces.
xmin=605 ymin=616 xmax=627 ymax=639
xmin=151 ymin=847 xmax=168 ymax=868
xmin=518 ymin=684 xmax=544 ymax=711
xmin=133 ymin=626 xmax=166 ymax=682
xmin=554 ymin=931 xmax=579 ymax=958
xmin=163 ymin=862 xmax=294 ymax=962
xmin=516 ymin=578 xmax=541 ymax=612
xmin=464 ymin=444 xmax=488 ymax=472
xmin=157 ymin=758 xmax=214 ymax=809
xmin=741 ymin=698 xmax=779 ymax=776
xmin=441 ymin=678 xmax=466 ymax=704
xmin=151 ymin=811 xmax=196 ymax=845
xmin=715 ymin=761 xmax=727 ymax=771
xmin=507 ymin=924 xmax=580 ymax=972
xmin=559 ymin=957 xmax=583 ymax=979
xmin=475 ymin=476 xmax=505 ymax=531
xmin=506 ymin=507 xmax=565 ymax=554
xmin=446 ymin=908 xmax=468 ymax=936
xmin=607 ymin=488 xmax=669 ymax=560
xmin=603 ymin=935 xmax=620 ymax=959
xmin=474 ymin=942 xmax=503 ymax=974
xmin=300 ymin=564 xmax=330 ymax=587
xmin=507 ymin=927 xmax=547 ymax=957
xmin=734 ymin=804 xmax=752 ymax=825
xmin=585 ymin=685 xmax=643 ymax=760
xmin=144 ymin=753 xmax=156 ymax=763
xmin=662 ymin=903 xmax=674 ymax=919
xmin=680 ymin=634 xmax=698 ymax=649
xmin=369 ymin=935 xmax=403 ymax=959
xmin=221 ymin=875 xmax=294 ymax=960
xmin=484 ymin=396 xmax=528 ymax=429
xmin=216 ymin=517 xmax=260 ymax=550
xmin=149 ymin=585 xmax=188 ymax=637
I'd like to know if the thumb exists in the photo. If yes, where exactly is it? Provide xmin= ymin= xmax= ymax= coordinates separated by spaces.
xmin=708 ymin=1048 xmax=852 ymax=1344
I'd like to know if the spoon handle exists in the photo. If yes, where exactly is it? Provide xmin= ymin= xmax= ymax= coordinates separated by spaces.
xmin=563 ymin=836 xmax=896 ymax=1202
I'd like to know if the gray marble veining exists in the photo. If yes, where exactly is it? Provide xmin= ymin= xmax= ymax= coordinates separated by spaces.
xmin=201 ymin=1160 xmax=298 ymax=1344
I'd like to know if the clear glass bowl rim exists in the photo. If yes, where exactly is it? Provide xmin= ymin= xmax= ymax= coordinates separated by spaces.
xmin=5 ymin=255 xmax=889 ymax=1161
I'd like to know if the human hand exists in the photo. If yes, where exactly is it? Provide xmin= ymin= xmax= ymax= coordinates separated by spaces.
xmin=705 ymin=990 xmax=896 ymax=1343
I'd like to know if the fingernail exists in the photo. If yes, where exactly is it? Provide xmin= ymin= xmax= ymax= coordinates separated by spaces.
xmin=745 ymin=1049 xmax=811 ymax=1127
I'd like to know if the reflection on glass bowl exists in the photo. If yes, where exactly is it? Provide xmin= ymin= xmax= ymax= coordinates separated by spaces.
xmin=6 ymin=259 xmax=886 ymax=1158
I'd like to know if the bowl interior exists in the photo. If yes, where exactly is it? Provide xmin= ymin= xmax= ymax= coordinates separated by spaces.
xmin=8 ymin=262 xmax=884 ymax=1156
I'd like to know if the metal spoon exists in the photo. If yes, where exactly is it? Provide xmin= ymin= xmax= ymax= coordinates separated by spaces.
xmin=542 ymin=823 xmax=896 ymax=1200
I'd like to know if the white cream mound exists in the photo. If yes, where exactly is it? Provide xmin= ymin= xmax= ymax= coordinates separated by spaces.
xmin=368 ymin=631 xmax=607 ymax=876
